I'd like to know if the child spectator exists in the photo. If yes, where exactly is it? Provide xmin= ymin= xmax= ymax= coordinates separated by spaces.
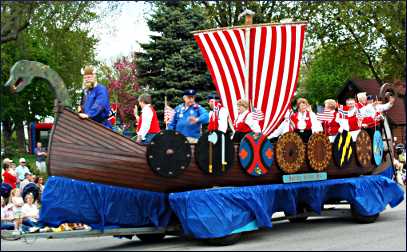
xmin=10 ymin=188 xmax=24 ymax=234
xmin=1 ymin=196 xmax=15 ymax=230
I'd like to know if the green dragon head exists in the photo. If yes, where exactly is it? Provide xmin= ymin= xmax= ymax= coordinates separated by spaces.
xmin=4 ymin=60 xmax=46 ymax=93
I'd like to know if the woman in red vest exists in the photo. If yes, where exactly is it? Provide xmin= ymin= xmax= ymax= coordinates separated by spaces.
xmin=233 ymin=99 xmax=261 ymax=143
xmin=290 ymin=98 xmax=323 ymax=142
xmin=320 ymin=99 xmax=341 ymax=143
xmin=3 ymin=163 xmax=17 ymax=189
xmin=134 ymin=94 xmax=161 ymax=144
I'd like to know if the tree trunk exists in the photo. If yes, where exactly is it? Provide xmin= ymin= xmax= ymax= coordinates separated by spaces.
xmin=15 ymin=120 xmax=26 ymax=154
xmin=1 ymin=120 xmax=13 ymax=156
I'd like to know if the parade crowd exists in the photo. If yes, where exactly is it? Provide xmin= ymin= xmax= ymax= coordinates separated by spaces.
xmin=0 ymin=144 xmax=90 ymax=234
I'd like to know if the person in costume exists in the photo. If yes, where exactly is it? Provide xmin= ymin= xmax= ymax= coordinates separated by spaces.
xmin=356 ymin=92 xmax=368 ymax=109
xmin=290 ymin=98 xmax=323 ymax=142
xmin=317 ymin=99 xmax=341 ymax=143
xmin=78 ymin=66 xmax=112 ymax=129
xmin=207 ymin=93 xmax=229 ymax=133
xmin=268 ymin=105 xmax=293 ymax=142
xmin=338 ymin=97 xmax=360 ymax=141
xmin=359 ymin=94 xmax=395 ymax=136
xmin=233 ymin=99 xmax=261 ymax=143
xmin=167 ymin=89 xmax=209 ymax=143
xmin=134 ymin=94 xmax=161 ymax=144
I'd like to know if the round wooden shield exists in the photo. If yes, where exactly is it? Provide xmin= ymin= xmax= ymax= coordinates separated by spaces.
xmin=333 ymin=131 xmax=355 ymax=169
xmin=238 ymin=132 xmax=273 ymax=176
xmin=146 ymin=130 xmax=191 ymax=177
xmin=307 ymin=133 xmax=332 ymax=171
xmin=195 ymin=131 xmax=234 ymax=175
xmin=373 ymin=130 xmax=384 ymax=166
xmin=356 ymin=130 xmax=373 ymax=170
xmin=276 ymin=132 xmax=305 ymax=174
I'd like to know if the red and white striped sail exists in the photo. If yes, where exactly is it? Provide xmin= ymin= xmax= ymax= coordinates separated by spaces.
xmin=194 ymin=23 xmax=306 ymax=136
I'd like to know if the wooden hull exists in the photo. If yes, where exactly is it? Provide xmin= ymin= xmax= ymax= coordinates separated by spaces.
xmin=48 ymin=108 xmax=392 ymax=192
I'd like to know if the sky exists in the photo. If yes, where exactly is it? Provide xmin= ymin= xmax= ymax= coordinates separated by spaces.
xmin=90 ymin=2 xmax=153 ymax=64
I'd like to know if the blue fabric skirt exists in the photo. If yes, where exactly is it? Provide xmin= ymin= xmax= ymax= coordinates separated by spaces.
xmin=39 ymin=176 xmax=172 ymax=230
xmin=169 ymin=174 xmax=404 ymax=238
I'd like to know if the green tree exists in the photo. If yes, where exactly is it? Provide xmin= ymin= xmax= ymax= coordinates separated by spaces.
xmin=286 ymin=1 xmax=406 ymax=83
xmin=136 ymin=1 xmax=214 ymax=122
xmin=1 ymin=2 xmax=99 ymax=155
xmin=300 ymin=44 xmax=371 ymax=105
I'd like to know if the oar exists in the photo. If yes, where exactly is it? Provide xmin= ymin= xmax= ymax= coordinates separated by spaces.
xmin=209 ymin=141 xmax=213 ymax=173
xmin=221 ymin=134 xmax=227 ymax=172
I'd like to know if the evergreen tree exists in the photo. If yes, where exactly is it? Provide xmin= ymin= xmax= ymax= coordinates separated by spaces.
xmin=136 ymin=1 xmax=214 ymax=122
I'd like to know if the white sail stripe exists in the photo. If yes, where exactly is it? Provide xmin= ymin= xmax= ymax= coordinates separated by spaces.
xmin=244 ymin=28 xmax=251 ymax=100
xmin=227 ymin=29 xmax=246 ymax=93
xmin=207 ymin=32 xmax=239 ymax=120
xmin=264 ymin=25 xmax=298 ymax=134
xmin=256 ymin=26 xmax=272 ymax=112
xmin=264 ymin=25 xmax=303 ymax=134
xmin=251 ymin=27 xmax=262 ymax=106
xmin=267 ymin=25 xmax=292 ymax=130
xmin=263 ymin=25 xmax=282 ymax=128
xmin=198 ymin=34 xmax=237 ymax=121
xmin=219 ymin=31 xmax=245 ymax=99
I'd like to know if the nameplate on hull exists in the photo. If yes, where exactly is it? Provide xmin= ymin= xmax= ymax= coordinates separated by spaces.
xmin=283 ymin=172 xmax=327 ymax=183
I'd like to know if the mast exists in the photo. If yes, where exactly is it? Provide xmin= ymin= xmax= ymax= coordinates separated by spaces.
xmin=240 ymin=9 xmax=255 ymax=101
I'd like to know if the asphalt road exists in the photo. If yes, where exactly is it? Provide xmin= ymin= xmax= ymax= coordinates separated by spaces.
xmin=2 ymin=197 xmax=405 ymax=251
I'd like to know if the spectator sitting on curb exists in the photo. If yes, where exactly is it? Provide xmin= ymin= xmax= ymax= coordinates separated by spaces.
xmin=19 ymin=172 xmax=34 ymax=193
xmin=1 ymin=196 xmax=15 ymax=230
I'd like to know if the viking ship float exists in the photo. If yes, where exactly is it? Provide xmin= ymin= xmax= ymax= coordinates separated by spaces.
xmin=4 ymin=14 xmax=400 ymax=193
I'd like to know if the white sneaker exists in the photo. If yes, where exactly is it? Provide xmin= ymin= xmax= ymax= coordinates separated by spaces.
xmin=11 ymin=230 xmax=21 ymax=235
xmin=29 ymin=227 xmax=40 ymax=233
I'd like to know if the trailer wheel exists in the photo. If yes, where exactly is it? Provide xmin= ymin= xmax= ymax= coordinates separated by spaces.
xmin=351 ymin=205 xmax=380 ymax=224
xmin=286 ymin=204 xmax=309 ymax=223
xmin=205 ymin=233 xmax=242 ymax=246
xmin=135 ymin=233 xmax=166 ymax=243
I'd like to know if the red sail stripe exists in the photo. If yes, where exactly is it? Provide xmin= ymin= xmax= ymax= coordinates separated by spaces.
xmin=212 ymin=31 xmax=242 ymax=114
xmin=264 ymin=25 xmax=287 ymax=133
xmin=203 ymin=33 xmax=236 ymax=122
xmin=260 ymin=26 xmax=277 ymax=119
xmin=224 ymin=30 xmax=245 ymax=94
xmin=263 ymin=25 xmax=298 ymax=135
xmin=253 ymin=27 xmax=267 ymax=107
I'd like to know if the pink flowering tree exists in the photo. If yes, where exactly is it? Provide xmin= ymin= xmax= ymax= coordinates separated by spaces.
xmin=106 ymin=55 xmax=140 ymax=129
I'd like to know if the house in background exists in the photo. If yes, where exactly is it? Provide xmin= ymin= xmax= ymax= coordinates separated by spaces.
xmin=337 ymin=79 xmax=406 ymax=150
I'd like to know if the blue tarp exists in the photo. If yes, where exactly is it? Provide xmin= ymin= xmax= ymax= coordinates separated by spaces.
xmin=378 ymin=165 xmax=394 ymax=179
xmin=40 ymin=176 xmax=173 ymax=230
xmin=169 ymin=175 xmax=405 ymax=239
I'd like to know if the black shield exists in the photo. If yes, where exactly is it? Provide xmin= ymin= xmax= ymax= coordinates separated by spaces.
xmin=146 ymin=130 xmax=191 ymax=177
xmin=195 ymin=131 xmax=234 ymax=175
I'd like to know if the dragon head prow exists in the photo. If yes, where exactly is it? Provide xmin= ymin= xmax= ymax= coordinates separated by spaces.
xmin=4 ymin=60 xmax=45 ymax=93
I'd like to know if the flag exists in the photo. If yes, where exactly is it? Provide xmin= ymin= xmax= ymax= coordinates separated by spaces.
xmin=252 ymin=106 xmax=264 ymax=121
xmin=108 ymin=103 xmax=118 ymax=125
xmin=164 ymin=105 xmax=175 ymax=124
xmin=316 ymin=109 xmax=335 ymax=122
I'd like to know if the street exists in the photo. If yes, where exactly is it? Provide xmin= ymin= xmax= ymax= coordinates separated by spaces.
xmin=2 ymin=196 xmax=405 ymax=251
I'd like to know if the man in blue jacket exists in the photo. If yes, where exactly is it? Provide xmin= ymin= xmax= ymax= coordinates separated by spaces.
xmin=78 ymin=66 xmax=112 ymax=129
xmin=167 ymin=89 xmax=209 ymax=143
